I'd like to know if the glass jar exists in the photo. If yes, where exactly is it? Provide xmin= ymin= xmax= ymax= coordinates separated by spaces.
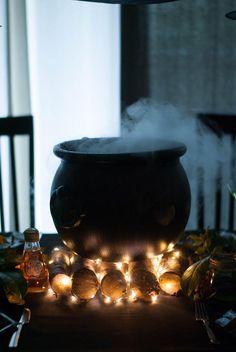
xmin=208 ymin=252 xmax=236 ymax=301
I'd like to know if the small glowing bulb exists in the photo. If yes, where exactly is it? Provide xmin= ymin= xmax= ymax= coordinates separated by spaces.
xmin=122 ymin=254 xmax=130 ymax=264
xmin=160 ymin=241 xmax=167 ymax=252
xmin=95 ymin=258 xmax=102 ymax=265
xmin=124 ymin=272 xmax=131 ymax=283
xmin=70 ymin=295 xmax=78 ymax=303
xmin=174 ymin=251 xmax=180 ymax=258
xmin=100 ymin=247 xmax=109 ymax=257
xmin=151 ymin=293 xmax=158 ymax=304
xmin=129 ymin=289 xmax=137 ymax=302
xmin=53 ymin=247 xmax=60 ymax=251
xmin=115 ymin=262 xmax=123 ymax=271
xmin=167 ymin=242 xmax=175 ymax=251
xmin=104 ymin=296 xmax=112 ymax=304
xmin=115 ymin=297 xmax=123 ymax=305
xmin=146 ymin=251 xmax=154 ymax=259
xmin=152 ymin=258 xmax=158 ymax=267
xmin=152 ymin=255 xmax=162 ymax=271
xmin=46 ymin=287 xmax=55 ymax=297
xmin=48 ymin=259 xmax=54 ymax=265
xmin=210 ymin=272 xmax=215 ymax=285
xmin=96 ymin=271 xmax=106 ymax=283
xmin=70 ymin=256 xmax=75 ymax=264
xmin=156 ymin=265 xmax=167 ymax=280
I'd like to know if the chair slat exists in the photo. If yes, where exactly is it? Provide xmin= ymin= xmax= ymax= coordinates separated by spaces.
xmin=0 ymin=116 xmax=33 ymax=135
xmin=215 ymin=164 xmax=222 ymax=230
xmin=0 ymin=116 xmax=34 ymax=231
xmin=9 ymin=136 xmax=19 ymax=231
xmin=228 ymin=135 xmax=236 ymax=231
xmin=29 ymin=133 xmax=34 ymax=227
xmin=197 ymin=166 xmax=204 ymax=230
xmin=0 ymin=145 xmax=5 ymax=231
xmin=198 ymin=114 xmax=236 ymax=232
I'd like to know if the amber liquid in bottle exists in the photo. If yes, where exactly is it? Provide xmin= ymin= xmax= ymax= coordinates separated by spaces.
xmin=21 ymin=228 xmax=48 ymax=293
xmin=22 ymin=248 xmax=48 ymax=293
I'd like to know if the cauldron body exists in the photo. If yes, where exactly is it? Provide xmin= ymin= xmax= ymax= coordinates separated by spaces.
xmin=50 ymin=138 xmax=191 ymax=260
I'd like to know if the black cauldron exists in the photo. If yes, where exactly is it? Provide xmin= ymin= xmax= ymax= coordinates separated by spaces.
xmin=50 ymin=138 xmax=191 ymax=260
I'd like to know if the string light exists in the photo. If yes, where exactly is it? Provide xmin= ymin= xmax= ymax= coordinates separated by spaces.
xmin=128 ymin=289 xmax=137 ymax=302
xmin=146 ymin=246 xmax=155 ymax=259
xmin=70 ymin=295 xmax=78 ymax=304
xmin=46 ymin=287 xmax=55 ymax=297
xmin=96 ymin=271 xmax=106 ymax=283
xmin=46 ymin=244 xmax=183 ymax=304
xmin=173 ymin=250 xmax=180 ymax=259
xmin=122 ymin=254 xmax=130 ymax=264
xmin=160 ymin=241 xmax=167 ymax=252
xmin=151 ymin=255 xmax=163 ymax=274
xmin=115 ymin=297 xmax=123 ymax=304
xmin=95 ymin=258 xmax=102 ymax=265
xmin=167 ymin=242 xmax=175 ymax=251
xmin=70 ymin=256 xmax=75 ymax=265
xmin=124 ymin=271 xmax=131 ymax=283
xmin=104 ymin=296 xmax=112 ymax=304
xmin=100 ymin=247 xmax=109 ymax=257
xmin=151 ymin=293 xmax=158 ymax=304
xmin=115 ymin=262 xmax=123 ymax=271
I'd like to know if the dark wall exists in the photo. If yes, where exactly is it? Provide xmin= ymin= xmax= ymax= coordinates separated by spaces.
xmin=121 ymin=0 xmax=236 ymax=114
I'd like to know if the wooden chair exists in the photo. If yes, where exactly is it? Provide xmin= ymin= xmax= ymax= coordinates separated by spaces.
xmin=0 ymin=115 xmax=34 ymax=232
xmin=197 ymin=113 xmax=236 ymax=232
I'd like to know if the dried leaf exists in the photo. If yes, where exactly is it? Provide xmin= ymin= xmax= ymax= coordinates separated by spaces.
xmin=0 ymin=271 xmax=27 ymax=305
xmin=0 ymin=235 xmax=8 ymax=244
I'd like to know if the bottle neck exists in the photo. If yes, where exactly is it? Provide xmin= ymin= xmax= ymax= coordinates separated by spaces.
xmin=24 ymin=241 xmax=41 ymax=252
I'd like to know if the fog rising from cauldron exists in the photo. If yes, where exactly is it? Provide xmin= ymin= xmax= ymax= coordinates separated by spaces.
xmin=74 ymin=98 xmax=230 ymax=229
xmin=74 ymin=99 xmax=217 ymax=157
xmin=76 ymin=98 xmax=196 ymax=154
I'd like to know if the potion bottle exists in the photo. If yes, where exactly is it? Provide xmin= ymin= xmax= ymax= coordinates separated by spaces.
xmin=21 ymin=228 xmax=48 ymax=293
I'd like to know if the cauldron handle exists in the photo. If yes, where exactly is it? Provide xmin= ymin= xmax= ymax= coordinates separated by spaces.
xmin=50 ymin=185 xmax=82 ymax=228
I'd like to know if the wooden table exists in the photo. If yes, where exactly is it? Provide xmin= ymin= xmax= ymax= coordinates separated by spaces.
xmin=0 ymin=234 xmax=235 ymax=351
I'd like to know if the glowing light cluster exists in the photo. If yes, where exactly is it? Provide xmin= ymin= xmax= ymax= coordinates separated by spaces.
xmin=46 ymin=246 xmax=182 ymax=304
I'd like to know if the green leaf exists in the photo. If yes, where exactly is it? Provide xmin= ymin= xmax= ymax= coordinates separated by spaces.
xmin=180 ymin=256 xmax=210 ymax=300
xmin=0 ymin=271 xmax=27 ymax=305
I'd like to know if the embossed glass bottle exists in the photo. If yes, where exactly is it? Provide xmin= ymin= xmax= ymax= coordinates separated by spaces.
xmin=21 ymin=228 xmax=48 ymax=292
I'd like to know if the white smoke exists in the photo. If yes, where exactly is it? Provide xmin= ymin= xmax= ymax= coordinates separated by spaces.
xmin=76 ymin=98 xmax=233 ymax=230
xmin=120 ymin=98 xmax=232 ymax=230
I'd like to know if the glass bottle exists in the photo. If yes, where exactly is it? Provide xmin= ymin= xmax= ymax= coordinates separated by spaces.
xmin=207 ymin=252 xmax=236 ymax=301
xmin=21 ymin=228 xmax=48 ymax=293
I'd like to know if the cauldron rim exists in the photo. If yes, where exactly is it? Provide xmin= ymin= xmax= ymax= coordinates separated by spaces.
xmin=53 ymin=138 xmax=186 ymax=163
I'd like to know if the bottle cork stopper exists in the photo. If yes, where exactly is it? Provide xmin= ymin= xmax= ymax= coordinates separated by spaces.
xmin=24 ymin=228 xmax=40 ymax=242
